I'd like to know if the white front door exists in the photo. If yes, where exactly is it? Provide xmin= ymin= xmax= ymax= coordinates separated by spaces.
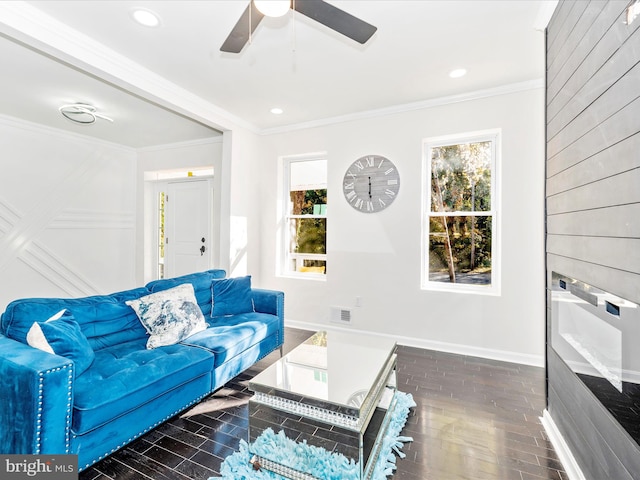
xmin=165 ymin=179 xmax=212 ymax=278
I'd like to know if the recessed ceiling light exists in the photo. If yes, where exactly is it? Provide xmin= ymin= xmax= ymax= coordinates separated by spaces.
xmin=449 ymin=68 xmax=467 ymax=79
xmin=270 ymin=107 xmax=284 ymax=115
xmin=131 ymin=8 xmax=161 ymax=27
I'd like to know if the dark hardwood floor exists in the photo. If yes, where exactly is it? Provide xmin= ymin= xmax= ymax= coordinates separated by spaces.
xmin=79 ymin=328 xmax=567 ymax=480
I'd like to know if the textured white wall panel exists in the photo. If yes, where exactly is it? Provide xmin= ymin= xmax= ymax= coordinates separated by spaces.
xmin=0 ymin=115 xmax=137 ymax=311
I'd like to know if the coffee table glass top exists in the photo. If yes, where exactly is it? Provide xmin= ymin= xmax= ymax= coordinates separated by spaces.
xmin=249 ymin=330 xmax=396 ymax=413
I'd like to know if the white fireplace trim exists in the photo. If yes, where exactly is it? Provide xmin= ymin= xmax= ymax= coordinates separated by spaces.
xmin=541 ymin=409 xmax=586 ymax=480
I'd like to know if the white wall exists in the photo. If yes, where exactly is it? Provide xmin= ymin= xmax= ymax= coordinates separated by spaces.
xmin=0 ymin=115 xmax=137 ymax=312
xmin=253 ymin=87 xmax=546 ymax=365
xmin=225 ymin=127 xmax=276 ymax=279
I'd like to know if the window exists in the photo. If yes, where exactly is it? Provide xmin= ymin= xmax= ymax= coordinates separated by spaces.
xmin=282 ymin=156 xmax=327 ymax=278
xmin=422 ymin=130 xmax=500 ymax=294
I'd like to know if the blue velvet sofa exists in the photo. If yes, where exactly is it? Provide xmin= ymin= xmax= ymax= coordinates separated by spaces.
xmin=0 ymin=269 xmax=284 ymax=470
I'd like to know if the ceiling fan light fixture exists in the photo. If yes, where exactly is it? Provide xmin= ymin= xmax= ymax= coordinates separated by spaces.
xmin=254 ymin=0 xmax=290 ymax=18
xmin=59 ymin=104 xmax=113 ymax=125
xmin=221 ymin=0 xmax=376 ymax=53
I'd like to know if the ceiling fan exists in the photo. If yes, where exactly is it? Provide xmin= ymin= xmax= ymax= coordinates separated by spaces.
xmin=220 ymin=0 xmax=377 ymax=53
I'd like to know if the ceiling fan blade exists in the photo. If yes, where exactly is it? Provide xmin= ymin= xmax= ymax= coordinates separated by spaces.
xmin=220 ymin=2 xmax=265 ymax=53
xmin=293 ymin=0 xmax=377 ymax=45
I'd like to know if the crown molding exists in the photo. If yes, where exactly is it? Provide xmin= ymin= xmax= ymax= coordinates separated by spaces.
xmin=0 ymin=111 xmax=221 ymax=154
xmin=259 ymin=78 xmax=545 ymax=136
xmin=0 ymin=112 xmax=137 ymax=153
xmin=0 ymin=2 xmax=546 ymax=140
xmin=136 ymin=136 xmax=224 ymax=153
xmin=0 ymin=1 xmax=258 ymax=134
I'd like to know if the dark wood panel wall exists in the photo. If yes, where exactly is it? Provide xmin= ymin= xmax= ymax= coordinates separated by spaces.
xmin=546 ymin=1 xmax=640 ymax=479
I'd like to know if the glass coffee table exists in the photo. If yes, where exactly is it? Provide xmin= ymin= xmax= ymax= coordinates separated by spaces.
xmin=248 ymin=330 xmax=397 ymax=480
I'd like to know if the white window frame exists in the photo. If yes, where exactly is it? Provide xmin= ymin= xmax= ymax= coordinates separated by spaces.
xmin=279 ymin=153 xmax=327 ymax=280
xmin=421 ymin=129 xmax=501 ymax=295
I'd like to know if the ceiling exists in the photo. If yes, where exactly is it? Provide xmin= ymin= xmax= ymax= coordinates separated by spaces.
xmin=0 ymin=1 xmax=553 ymax=148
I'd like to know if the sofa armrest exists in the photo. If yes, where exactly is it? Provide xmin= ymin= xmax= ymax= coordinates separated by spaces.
xmin=0 ymin=335 xmax=74 ymax=455
xmin=252 ymin=289 xmax=285 ymax=346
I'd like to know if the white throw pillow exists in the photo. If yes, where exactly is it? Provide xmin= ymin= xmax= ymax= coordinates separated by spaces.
xmin=126 ymin=283 xmax=207 ymax=349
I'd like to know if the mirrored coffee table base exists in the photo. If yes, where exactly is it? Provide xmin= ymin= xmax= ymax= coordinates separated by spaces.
xmin=247 ymin=331 xmax=398 ymax=480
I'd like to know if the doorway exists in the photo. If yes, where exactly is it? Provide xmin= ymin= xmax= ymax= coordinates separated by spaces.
xmin=156 ymin=178 xmax=213 ymax=279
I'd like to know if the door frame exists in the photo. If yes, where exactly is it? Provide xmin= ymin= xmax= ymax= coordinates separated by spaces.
xmin=164 ymin=178 xmax=213 ymax=278
xmin=144 ymin=175 xmax=215 ymax=282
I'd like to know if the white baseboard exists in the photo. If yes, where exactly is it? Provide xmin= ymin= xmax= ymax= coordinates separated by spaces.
xmin=284 ymin=319 xmax=544 ymax=367
xmin=541 ymin=410 xmax=586 ymax=480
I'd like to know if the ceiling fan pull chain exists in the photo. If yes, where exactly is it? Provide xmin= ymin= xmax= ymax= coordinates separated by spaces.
xmin=249 ymin=1 xmax=253 ymax=45
xmin=292 ymin=0 xmax=296 ymax=53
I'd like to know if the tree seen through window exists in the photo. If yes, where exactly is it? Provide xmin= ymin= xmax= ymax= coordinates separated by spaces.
xmin=284 ymin=157 xmax=327 ymax=276
xmin=428 ymin=140 xmax=494 ymax=286
xmin=290 ymin=189 xmax=327 ymax=271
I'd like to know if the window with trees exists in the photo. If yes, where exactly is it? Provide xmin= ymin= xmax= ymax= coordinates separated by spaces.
xmin=282 ymin=156 xmax=327 ymax=278
xmin=422 ymin=130 xmax=500 ymax=294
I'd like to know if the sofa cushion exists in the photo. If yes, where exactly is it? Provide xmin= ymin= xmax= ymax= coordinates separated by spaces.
xmin=0 ymin=287 xmax=150 ymax=352
xmin=181 ymin=312 xmax=280 ymax=368
xmin=146 ymin=269 xmax=226 ymax=317
xmin=211 ymin=276 xmax=255 ymax=317
xmin=26 ymin=309 xmax=95 ymax=376
xmin=72 ymin=339 xmax=214 ymax=435
xmin=126 ymin=284 xmax=207 ymax=349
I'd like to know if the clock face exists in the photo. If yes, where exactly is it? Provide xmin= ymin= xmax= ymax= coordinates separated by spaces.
xmin=343 ymin=155 xmax=400 ymax=213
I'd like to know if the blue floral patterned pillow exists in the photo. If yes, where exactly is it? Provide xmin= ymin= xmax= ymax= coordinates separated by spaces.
xmin=126 ymin=283 xmax=207 ymax=349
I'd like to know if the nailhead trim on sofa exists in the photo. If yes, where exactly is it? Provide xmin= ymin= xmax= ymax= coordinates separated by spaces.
xmin=36 ymin=363 xmax=73 ymax=454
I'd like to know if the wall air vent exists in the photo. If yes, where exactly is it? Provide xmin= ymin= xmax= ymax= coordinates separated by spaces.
xmin=330 ymin=306 xmax=352 ymax=324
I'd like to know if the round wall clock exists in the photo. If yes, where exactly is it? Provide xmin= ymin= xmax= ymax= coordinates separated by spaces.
xmin=342 ymin=155 xmax=400 ymax=213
